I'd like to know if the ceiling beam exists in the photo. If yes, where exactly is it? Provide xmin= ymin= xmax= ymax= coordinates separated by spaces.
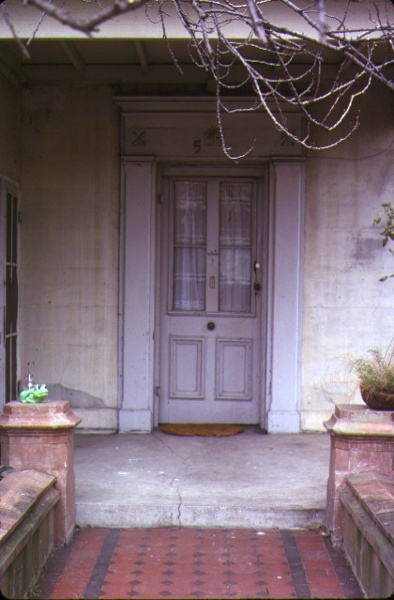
xmin=134 ymin=40 xmax=149 ymax=74
xmin=59 ymin=41 xmax=85 ymax=74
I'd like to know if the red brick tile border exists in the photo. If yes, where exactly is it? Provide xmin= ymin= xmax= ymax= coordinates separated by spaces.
xmin=36 ymin=528 xmax=362 ymax=599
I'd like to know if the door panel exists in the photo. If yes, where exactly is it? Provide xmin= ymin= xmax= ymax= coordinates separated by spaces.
xmin=216 ymin=338 xmax=252 ymax=400
xmin=170 ymin=337 xmax=204 ymax=399
xmin=159 ymin=173 xmax=264 ymax=424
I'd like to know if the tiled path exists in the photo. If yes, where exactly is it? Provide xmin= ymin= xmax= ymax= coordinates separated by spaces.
xmin=36 ymin=527 xmax=362 ymax=599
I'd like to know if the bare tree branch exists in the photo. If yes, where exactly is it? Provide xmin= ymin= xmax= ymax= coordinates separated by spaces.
xmin=22 ymin=0 xmax=148 ymax=33
xmin=3 ymin=0 xmax=394 ymax=153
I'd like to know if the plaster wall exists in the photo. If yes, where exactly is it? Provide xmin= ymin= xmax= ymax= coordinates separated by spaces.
xmin=0 ymin=78 xmax=19 ymax=182
xmin=302 ymin=85 xmax=394 ymax=430
xmin=19 ymin=85 xmax=119 ymax=430
xmin=14 ymin=81 xmax=394 ymax=433
xmin=0 ymin=77 xmax=19 ymax=416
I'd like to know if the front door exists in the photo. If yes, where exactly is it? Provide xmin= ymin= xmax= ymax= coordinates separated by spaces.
xmin=0 ymin=180 xmax=18 ymax=411
xmin=158 ymin=171 xmax=265 ymax=424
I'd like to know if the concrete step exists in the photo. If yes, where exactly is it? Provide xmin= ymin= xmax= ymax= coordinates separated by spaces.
xmin=76 ymin=498 xmax=325 ymax=530
xmin=74 ymin=431 xmax=329 ymax=530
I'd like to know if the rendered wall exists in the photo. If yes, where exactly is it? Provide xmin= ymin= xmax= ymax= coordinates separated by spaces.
xmin=0 ymin=77 xmax=19 ymax=417
xmin=14 ymin=80 xmax=394 ymax=433
xmin=19 ymin=85 xmax=119 ymax=431
xmin=0 ymin=78 xmax=19 ymax=182
xmin=302 ymin=85 xmax=394 ymax=431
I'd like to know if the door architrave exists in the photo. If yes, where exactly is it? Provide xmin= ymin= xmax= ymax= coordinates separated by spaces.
xmin=117 ymin=98 xmax=304 ymax=434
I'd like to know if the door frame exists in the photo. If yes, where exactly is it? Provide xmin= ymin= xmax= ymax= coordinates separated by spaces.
xmin=156 ymin=164 xmax=269 ymax=426
xmin=117 ymin=98 xmax=304 ymax=434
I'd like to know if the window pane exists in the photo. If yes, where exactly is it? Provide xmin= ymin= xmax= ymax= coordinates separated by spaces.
xmin=173 ymin=248 xmax=206 ymax=311
xmin=173 ymin=181 xmax=207 ymax=311
xmin=6 ymin=265 xmax=18 ymax=334
xmin=219 ymin=249 xmax=251 ymax=312
xmin=219 ymin=182 xmax=253 ymax=313
xmin=220 ymin=182 xmax=252 ymax=246
xmin=174 ymin=182 xmax=206 ymax=245
xmin=6 ymin=335 xmax=17 ymax=402
xmin=6 ymin=192 xmax=17 ymax=264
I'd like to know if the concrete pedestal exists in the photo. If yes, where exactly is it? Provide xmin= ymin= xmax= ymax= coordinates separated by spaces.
xmin=324 ymin=404 xmax=394 ymax=539
xmin=0 ymin=400 xmax=81 ymax=545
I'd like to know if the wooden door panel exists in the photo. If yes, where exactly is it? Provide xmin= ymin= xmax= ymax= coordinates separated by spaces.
xmin=170 ymin=337 xmax=204 ymax=399
xmin=216 ymin=338 xmax=252 ymax=400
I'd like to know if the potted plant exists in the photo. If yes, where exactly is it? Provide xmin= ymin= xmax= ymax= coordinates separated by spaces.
xmin=352 ymin=344 xmax=394 ymax=410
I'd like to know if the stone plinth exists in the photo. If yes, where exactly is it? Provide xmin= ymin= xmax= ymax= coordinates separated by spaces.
xmin=324 ymin=404 xmax=394 ymax=540
xmin=0 ymin=401 xmax=81 ymax=545
xmin=0 ymin=469 xmax=60 ymax=599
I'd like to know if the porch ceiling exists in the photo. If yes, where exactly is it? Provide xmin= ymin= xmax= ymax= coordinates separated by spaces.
xmin=0 ymin=39 xmax=191 ymax=84
xmin=0 ymin=37 xmax=347 ymax=89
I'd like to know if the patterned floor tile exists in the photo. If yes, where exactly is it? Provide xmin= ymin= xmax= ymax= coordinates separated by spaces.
xmin=35 ymin=527 xmax=363 ymax=599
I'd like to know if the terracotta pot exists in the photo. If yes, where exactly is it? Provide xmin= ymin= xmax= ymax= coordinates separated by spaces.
xmin=360 ymin=384 xmax=394 ymax=410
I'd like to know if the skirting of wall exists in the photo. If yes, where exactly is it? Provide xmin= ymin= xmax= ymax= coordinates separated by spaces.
xmin=301 ymin=409 xmax=334 ymax=432
xmin=267 ymin=410 xmax=300 ymax=433
xmin=119 ymin=408 xmax=153 ymax=433
xmin=74 ymin=408 xmax=118 ymax=432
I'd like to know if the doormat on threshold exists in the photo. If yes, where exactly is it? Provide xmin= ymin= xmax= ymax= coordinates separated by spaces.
xmin=160 ymin=424 xmax=244 ymax=437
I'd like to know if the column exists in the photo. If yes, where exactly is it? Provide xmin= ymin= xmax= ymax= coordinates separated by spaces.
xmin=267 ymin=159 xmax=304 ymax=433
xmin=120 ymin=158 xmax=156 ymax=432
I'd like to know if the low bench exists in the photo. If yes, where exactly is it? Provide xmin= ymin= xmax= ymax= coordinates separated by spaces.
xmin=339 ymin=470 xmax=394 ymax=598
xmin=0 ymin=469 xmax=60 ymax=599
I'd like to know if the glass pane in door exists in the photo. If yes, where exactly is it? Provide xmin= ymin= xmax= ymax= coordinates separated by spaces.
xmin=219 ymin=182 xmax=253 ymax=313
xmin=172 ymin=181 xmax=207 ymax=311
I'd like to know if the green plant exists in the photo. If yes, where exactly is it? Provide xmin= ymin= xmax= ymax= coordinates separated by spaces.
xmin=374 ymin=202 xmax=394 ymax=281
xmin=352 ymin=347 xmax=394 ymax=392
xmin=27 ymin=581 xmax=41 ymax=599
xmin=19 ymin=384 xmax=48 ymax=403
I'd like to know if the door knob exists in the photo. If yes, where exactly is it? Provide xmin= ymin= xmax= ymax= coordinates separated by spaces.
xmin=207 ymin=321 xmax=216 ymax=331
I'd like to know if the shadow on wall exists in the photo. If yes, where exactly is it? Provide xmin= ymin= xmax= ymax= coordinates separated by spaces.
xmin=47 ymin=384 xmax=106 ymax=409
xmin=351 ymin=233 xmax=382 ymax=265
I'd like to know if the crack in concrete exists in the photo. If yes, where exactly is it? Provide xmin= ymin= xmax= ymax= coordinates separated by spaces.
xmin=152 ymin=430 xmax=177 ymax=452
xmin=153 ymin=431 xmax=184 ymax=526
xmin=170 ymin=477 xmax=182 ymax=526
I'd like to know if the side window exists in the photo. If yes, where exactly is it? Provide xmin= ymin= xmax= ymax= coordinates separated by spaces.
xmin=0 ymin=181 xmax=18 ymax=406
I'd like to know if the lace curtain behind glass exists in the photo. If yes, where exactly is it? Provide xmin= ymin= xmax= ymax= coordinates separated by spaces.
xmin=172 ymin=180 xmax=253 ymax=313
xmin=173 ymin=181 xmax=207 ymax=311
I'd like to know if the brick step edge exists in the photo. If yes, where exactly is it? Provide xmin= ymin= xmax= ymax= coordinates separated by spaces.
xmin=0 ymin=469 xmax=60 ymax=599
xmin=339 ymin=470 xmax=394 ymax=598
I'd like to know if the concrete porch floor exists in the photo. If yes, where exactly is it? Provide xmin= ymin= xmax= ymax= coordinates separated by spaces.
xmin=74 ymin=429 xmax=330 ymax=530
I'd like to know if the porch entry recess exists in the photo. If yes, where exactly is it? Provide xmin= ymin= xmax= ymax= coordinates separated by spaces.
xmin=0 ymin=181 xmax=18 ymax=410
xmin=159 ymin=174 xmax=265 ymax=425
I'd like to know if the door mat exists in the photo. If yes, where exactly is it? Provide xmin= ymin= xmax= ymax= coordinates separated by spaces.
xmin=160 ymin=424 xmax=244 ymax=437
